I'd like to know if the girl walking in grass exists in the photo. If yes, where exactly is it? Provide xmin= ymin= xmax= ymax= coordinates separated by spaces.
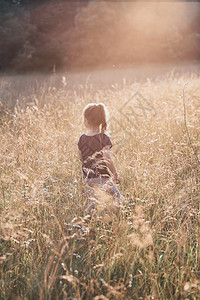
xmin=78 ymin=103 xmax=121 ymax=214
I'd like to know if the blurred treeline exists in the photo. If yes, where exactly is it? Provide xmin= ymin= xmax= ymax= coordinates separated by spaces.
xmin=0 ymin=0 xmax=200 ymax=73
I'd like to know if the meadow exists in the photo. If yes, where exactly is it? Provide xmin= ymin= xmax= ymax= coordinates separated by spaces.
xmin=0 ymin=71 xmax=200 ymax=299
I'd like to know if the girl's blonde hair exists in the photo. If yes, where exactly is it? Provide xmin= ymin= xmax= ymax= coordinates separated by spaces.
xmin=83 ymin=103 xmax=107 ymax=133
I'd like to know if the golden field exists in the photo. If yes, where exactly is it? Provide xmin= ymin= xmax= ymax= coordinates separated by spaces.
xmin=0 ymin=71 xmax=200 ymax=299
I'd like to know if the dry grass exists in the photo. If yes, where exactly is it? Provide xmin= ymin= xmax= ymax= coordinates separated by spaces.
xmin=0 ymin=71 xmax=200 ymax=299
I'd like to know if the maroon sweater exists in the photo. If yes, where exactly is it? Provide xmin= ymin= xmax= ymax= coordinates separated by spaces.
xmin=78 ymin=133 xmax=112 ymax=179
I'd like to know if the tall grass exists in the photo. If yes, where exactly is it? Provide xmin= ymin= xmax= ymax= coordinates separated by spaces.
xmin=0 ymin=72 xmax=200 ymax=299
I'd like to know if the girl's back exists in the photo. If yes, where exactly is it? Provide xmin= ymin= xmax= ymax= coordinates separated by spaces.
xmin=78 ymin=132 xmax=112 ymax=179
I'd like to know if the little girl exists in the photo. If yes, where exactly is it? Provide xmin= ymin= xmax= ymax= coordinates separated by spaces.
xmin=78 ymin=103 xmax=121 ymax=214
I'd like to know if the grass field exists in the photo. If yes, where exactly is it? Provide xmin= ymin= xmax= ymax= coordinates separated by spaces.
xmin=0 ymin=70 xmax=200 ymax=299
